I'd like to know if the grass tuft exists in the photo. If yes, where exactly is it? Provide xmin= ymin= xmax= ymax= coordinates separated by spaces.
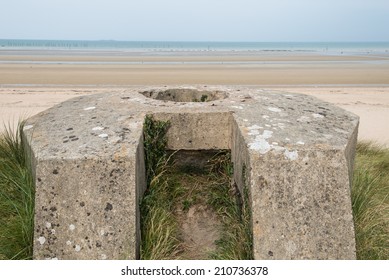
xmin=0 ymin=122 xmax=35 ymax=260
xmin=140 ymin=177 xmax=183 ymax=259
xmin=352 ymin=142 xmax=389 ymax=259
xmin=207 ymin=159 xmax=253 ymax=260
xmin=143 ymin=114 xmax=170 ymax=187
xmin=140 ymin=115 xmax=182 ymax=259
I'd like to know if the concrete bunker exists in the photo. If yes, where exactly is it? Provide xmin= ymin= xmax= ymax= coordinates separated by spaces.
xmin=139 ymin=90 xmax=251 ymax=259
xmin=23 ymin=86 xmax=359 ymax=260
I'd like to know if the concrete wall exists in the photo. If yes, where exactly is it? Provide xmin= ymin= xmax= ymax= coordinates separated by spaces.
xmin=153 ymin=112 xmax=233 ymax=150
xmin=249 ymin=150 xmax=356 ymax=259
xmin=33 ymin=157 xmax=137 ymax=259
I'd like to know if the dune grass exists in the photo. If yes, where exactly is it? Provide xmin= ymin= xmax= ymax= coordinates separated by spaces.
xmin=206 ymin=157 xmax=253 ymax=260
xmin=140 ymin=115 xmax=181 ymax=259
xmin=351 ymin=142 xmax=389 ymax=259
xmin=139 ymin=176 xmax=183 ymax=259
xmin=0 ymin=122 xmax=35 ymax=260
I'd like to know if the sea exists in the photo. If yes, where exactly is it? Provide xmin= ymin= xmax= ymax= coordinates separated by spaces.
xmin=1 ymin=39 xmax=389 ymax=55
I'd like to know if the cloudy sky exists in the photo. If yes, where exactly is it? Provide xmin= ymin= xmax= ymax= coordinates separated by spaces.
xmin=1 ymin=0 xmax=389 ymax=41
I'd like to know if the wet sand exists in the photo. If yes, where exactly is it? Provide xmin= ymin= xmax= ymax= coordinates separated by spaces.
xmin=1 ymin=51 xmax=389 ymax=86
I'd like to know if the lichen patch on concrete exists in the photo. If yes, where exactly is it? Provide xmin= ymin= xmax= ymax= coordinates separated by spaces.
xmin=83 ymin=106 xmax=96 ymax=111
xmin=38 ymin=237 xmax=46 ymax=245
xmin=284 ymin=149 xmax=299 ymax=161
xmin=312 ymin=113 xmax=325 ymax=119
xmin=268 ymin=107 xmax=282 ymax=113
xmin=249 ymin=138 xmax=271 ymax=154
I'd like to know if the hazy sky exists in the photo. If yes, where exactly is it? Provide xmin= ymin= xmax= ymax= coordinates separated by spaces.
xmin=2 ymin=0 xmax=389 ymax=41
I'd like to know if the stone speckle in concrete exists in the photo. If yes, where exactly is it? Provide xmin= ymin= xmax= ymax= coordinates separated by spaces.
xmin=23 ymin=85 xmax=359 ymax=260
xmin=38 ymin=237 xmax=46 ymax=245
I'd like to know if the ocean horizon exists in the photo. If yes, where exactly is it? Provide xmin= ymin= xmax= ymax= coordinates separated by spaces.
xmin=1 ymin=39 xmax=389 ymax=54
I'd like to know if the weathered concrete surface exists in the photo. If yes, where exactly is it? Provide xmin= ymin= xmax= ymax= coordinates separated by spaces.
xmin=23 ymin=86 xmax=359 ymax=259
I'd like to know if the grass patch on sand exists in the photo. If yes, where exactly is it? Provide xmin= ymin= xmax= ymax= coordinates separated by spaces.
xmin=0 ymin=122 xmax=35 ymax=260
xmin=352 ymin=142 xmax=389 ymax=259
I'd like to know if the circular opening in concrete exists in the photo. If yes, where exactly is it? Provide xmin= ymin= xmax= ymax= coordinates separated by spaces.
xmin=140 ymin=88 xmax=228 ymax=102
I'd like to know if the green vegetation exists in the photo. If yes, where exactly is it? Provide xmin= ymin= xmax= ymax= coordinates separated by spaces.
xmin=352 ymin=142 xmax=389 ymax=259
xmin=142 ymin=114 xmax=170 ymax=187
xmin=200 ymin=94 xmax=208 ymax=102
xmin=192 ymin=94 xmax=209 ymax=102
xmin=139 ymin=173 xmax=182 ymax=259
xmin=0 ymin=122 xmax=35 ymax=260
xmin=140 ymin=115 xmax=181 ymax=259
xmin=207 ymin=158 xmax=253 ymax=260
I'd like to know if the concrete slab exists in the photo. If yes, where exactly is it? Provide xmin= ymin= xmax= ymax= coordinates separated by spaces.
xmin=23 ymin=86 xmax=359 ymax=259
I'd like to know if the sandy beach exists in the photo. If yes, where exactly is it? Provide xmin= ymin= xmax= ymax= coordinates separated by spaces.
xmin=1 ymin=51 xmax=388 ymax=146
